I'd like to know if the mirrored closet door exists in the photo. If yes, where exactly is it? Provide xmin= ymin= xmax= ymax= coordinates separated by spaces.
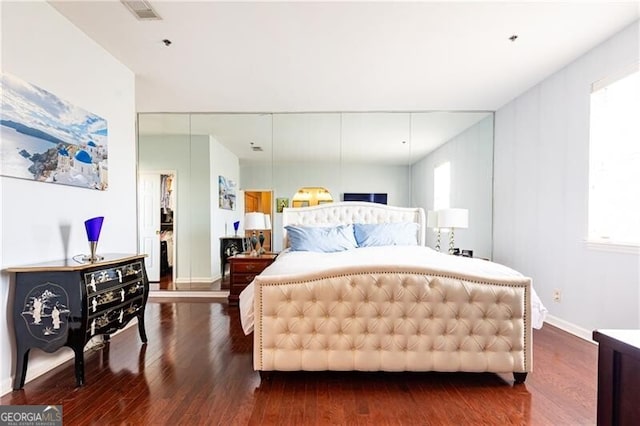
xmin=137 ymin=111 xmax=494 ymax=292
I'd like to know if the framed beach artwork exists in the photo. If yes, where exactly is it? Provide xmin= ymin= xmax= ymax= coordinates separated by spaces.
xmin=0 ymin=72 xmax=108 ymax=190
xmin=218 ymin=175 xmax=236 ymax=210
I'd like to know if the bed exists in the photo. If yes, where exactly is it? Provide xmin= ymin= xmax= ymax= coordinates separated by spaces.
xmin=239 ymin=202 xmax=546 ymax=384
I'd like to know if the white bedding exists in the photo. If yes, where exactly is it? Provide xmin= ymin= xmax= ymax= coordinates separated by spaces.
xmin=239 ymin=246 xmax=547 ymax=334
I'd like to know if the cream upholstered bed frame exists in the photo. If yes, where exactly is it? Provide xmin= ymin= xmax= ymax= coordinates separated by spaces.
xmin=254 ymin=202 xmax=532 ymax=383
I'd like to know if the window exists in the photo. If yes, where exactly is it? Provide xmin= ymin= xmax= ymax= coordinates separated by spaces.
xmin=434 ymin=161 xmax=450 ymax=211
xmin=588 ymin=65 xmax=640 ymax=246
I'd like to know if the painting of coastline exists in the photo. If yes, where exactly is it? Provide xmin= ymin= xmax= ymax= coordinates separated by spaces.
xmin=218 ymin=175 xmax=236 ymax=210
xmin=0 ymin=72 xmax=108 ymax=190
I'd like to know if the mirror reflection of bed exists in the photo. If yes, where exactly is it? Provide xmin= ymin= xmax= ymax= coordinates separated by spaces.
xmin=137 ymin=111 xmax=494 ymax=292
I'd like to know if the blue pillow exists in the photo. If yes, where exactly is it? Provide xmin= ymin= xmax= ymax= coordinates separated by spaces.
xmin=353 ymin=222 xmax=419 ymax=247
xmin=285 ymin=225 xmax=358 ymax=252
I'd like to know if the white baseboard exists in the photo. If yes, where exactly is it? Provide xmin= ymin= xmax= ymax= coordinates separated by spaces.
xmin=149 ymin=290 xmax=229 ymax=298
xmin=1 ymin=320 xmax=138 ymax=397
xmin=174 ymin=276 xmax=216 ymax=285
xmin=544 ymin=314 xmax=596 ymax=344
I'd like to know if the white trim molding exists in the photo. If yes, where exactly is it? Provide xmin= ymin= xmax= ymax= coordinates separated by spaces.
xmin=544 ymin=314 xmax=597 ymax=343
xmin=149 ymin=290 xmax=229 ymax=299
xmin=585 ymin=240 xmax=640 ymax=255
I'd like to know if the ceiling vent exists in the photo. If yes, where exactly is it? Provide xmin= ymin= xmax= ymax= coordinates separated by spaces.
xmin=121 ymin=1 xmax=162 ymax=20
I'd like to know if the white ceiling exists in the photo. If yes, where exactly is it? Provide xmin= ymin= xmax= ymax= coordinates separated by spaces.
xmin=49 ymin=1 xmax=638 ymax=164
xmin=50 ymin=1 xmax=639 ymax=113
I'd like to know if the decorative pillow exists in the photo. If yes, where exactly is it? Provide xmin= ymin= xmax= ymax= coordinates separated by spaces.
xmin=353 ymin=222 xmax=419 ymax=247
xmin=285 ymin=224 xmax=358 ymax=252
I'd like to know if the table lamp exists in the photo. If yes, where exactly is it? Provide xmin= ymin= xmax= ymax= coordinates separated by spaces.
xmin=437 ymin=208 xmax=468 ymax=255
xmin=244 ymin=212 xmax=266 ymax=256
xmin=427 ymin=210 xmax=441 ymax=251
xmin=258 ymin=214 xmax=271 ymax=254
xmin=82 ymin=216 xmax=104 ymax=262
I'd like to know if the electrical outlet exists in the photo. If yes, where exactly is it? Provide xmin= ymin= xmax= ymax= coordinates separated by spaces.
xmin=553 ymin=289 xmax=561 ymax=303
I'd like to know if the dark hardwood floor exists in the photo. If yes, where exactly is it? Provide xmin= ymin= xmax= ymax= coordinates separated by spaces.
xmin=1 ymin=300 xmax=597 ymax=425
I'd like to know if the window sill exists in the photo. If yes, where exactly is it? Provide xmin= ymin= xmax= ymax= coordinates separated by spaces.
xmin=585 ymin=240 xmax=640 ymax=254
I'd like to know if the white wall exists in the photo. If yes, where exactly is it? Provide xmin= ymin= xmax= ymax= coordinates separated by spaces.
xmin=188 ymin=136 xmax=212 ymax=282
xmin=0 ymin=1 xmax=136 ymax=394
xmin=494 ymin=20 xmax=640 ymax=335
xmin=138 ymin=135 xmax=212 ymax=283
xmin=211 ymin=136 xmax=243 ymax=279
xmin=243 ymin=161 xmax=410 ymax=251
xmin=412 ymin=116 xmax=494 ymax=259
xmin=341 ymin=162 xmax=411 ymax=208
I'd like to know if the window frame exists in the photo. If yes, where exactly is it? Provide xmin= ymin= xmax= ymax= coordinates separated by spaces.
xmin=587 ymin=63 xmax=640 ymax=250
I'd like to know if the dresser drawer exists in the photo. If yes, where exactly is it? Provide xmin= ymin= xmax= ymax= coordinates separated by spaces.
xmin=84 ymin=261 xmax=144 ymax=295
xmin=87 ymin=296 xmax=144 ymax=338
xmin=232 ymin=273 xmax=258 ymax=285
xmin=232 ymin=261 xmax=268 ymax=274
xmin=87 ymin=279 xmax=145 ymax=315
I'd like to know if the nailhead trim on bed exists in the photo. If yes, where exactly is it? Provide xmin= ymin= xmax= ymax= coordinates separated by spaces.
xmin=255 ymin=269 xmax=531 ymax=374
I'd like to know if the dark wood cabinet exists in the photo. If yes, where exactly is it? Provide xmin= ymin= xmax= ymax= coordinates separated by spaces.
xmin=593 ymin=329 xmax=640 ymax=426
xmin=6 ymin=254 xmax=149 ymax=389
xmin=220 ymin=237 xmax=250 ymax=279
xmin=228 ymin=254 xmax=277 ymax=306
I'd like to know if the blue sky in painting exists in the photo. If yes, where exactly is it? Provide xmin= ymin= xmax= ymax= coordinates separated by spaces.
xmin=0 ymin=72 xmax=108 ymax=147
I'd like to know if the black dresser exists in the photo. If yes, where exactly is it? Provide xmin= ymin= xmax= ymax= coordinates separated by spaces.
xmin=6 ymin=254 xmax=149 ymax=389
xmin=219 ymin=236 xmax=249 ymax=279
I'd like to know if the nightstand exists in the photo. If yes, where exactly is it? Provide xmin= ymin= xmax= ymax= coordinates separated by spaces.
xmin=228 ymin=253 xmax=277 ymax=306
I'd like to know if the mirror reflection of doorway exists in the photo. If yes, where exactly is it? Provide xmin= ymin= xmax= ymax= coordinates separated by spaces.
xmin=244 ymin=191 xmax=273 ymax=253
xmin=138 ymin=171 xmax=176 ymax=290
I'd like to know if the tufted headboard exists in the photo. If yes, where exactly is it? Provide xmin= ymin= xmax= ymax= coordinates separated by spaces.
xmin=282 ymin=201 xmax=426 ymax=247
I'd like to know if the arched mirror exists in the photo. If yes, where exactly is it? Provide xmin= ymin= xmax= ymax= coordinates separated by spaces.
xmin=291 ymin=186 xmax=334 ymax=207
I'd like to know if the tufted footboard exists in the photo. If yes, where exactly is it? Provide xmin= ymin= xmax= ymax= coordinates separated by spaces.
xmin=253 ymin=266 xmax=532 ymax=382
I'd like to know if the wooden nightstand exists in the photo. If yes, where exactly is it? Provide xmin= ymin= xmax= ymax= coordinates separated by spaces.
xmin=228 ymin=253 xmax=277 ymax=306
